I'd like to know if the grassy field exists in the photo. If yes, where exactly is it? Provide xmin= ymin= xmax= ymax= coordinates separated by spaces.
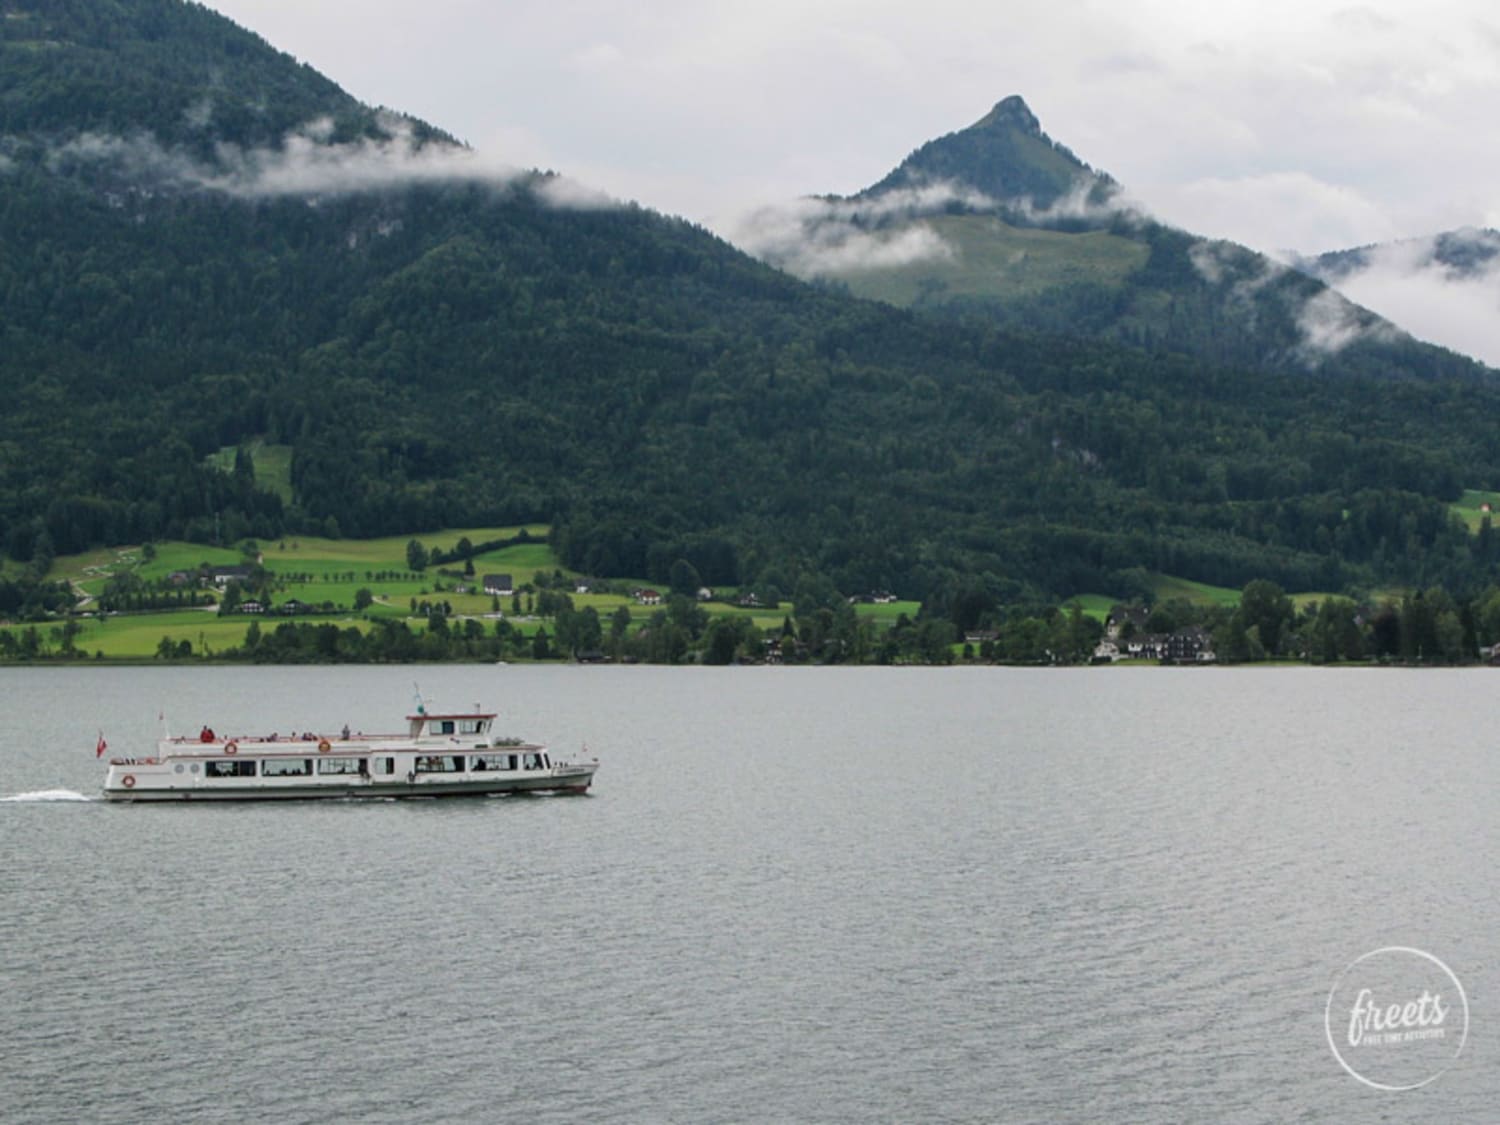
xmin=838 ymin=214 xmax=1149 ymax=307
xmin=14 ymin=528 xmax=923 ymax=659
xmin=32 ymin=526 xmax=1412 ymax=661
xmin=63 ymin=610 xmax=304 ymax=657
xmin=1066 ymin=576 xmax=1241 ymax=618
xmin=1450 ymin=489 xmax=1500 ymax=532
xmin=1149 ymin=574 xmax=1242 ymax=607
xmin=206 ymin=441 xmax=295 ymax=502
xmin=1063 ymin=594 xmax=1117 ymax=622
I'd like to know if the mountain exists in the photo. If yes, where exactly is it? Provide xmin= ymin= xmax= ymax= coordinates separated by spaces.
xmin=743 ymin=97 xmax=1487 ymax=384
xmin=5 ymin=1 xmax=1500 ymax=617
xmin=0 ymin=0 xmax=451 ymax=151
xmin=1290 ymin=228 xmax=1500 ymax=368
xmin=855 ymin=95 xmax=1118 ymax=212
xmin=1306 ymin=227 xmax=1500 ymax=283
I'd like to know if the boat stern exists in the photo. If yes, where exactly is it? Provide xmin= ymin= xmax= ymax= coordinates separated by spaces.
xmin=101 ymin=757 xmax=174 ymax=801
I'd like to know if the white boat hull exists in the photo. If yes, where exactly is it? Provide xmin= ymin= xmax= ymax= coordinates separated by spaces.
xmin=101 ymin=773 xmax=594 ymax=802
xmin=100 ymin=710 xmax=597 ymax=802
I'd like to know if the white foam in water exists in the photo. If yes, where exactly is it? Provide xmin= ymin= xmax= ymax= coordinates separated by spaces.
xmin=1 ymin=789 xmax=94 ymax=803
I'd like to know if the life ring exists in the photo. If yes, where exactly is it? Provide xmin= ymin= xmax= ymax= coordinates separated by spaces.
xmin=122 ymin=774 xmax=136 ymax=789
xmin=318 ymin=739 xmax=331 ymax=753
xmin=224 ymin=741 xmax=238 ymax=755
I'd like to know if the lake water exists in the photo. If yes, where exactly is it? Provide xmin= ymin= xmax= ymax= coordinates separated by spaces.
xmin=0 ymin=664 xmax=1495 ymax=1122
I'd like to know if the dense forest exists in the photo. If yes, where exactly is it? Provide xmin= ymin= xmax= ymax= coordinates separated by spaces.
xmin=5 ymin=0 xmax=1500 ymax=629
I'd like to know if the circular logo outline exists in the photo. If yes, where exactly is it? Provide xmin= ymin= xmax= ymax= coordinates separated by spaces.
xmin=1324 ymin=945 xmax=1469 ymax=1091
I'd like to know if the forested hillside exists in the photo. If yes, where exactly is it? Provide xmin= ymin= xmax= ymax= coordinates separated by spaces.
xmin=5 ymin=0 xmax=1500 ymax=618
xmin=755 ymin=96 xmax=1488 ymax=386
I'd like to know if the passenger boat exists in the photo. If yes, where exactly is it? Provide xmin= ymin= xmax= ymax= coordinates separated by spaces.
xmin=101 ymin=707 xmax=597 ymax=802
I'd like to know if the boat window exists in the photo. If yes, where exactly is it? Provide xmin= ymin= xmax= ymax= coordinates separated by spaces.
xmin=375 ymin=757 xmax=395 ymax=776
xmin=263 ymin=758 xmax=312 ymax=777
xmin=459 ymin=718 xmax=484 ymax=735
xmin=522 ymin=753 xmax=541 ymax=770
xmin=316 ymin=757 xmax=365 ymax=775
xmin=435 ymin=720 xmax=456 ymax=735
xmin=414 ymin=754 xmax=464 ymax=774
xmin=470 ymin=753 xmax=516 ymax=772
xmin=204 ymin=760 xmax=256 ymax=778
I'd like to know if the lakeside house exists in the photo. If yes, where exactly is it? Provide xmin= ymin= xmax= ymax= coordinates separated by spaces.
xmin=1104 ymin=604 xmax=1150 ymax=641
xmin=1093 ymin=605 xmax=1215 ymax=663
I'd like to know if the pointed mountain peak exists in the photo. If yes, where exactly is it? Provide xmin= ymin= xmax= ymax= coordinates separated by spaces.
xmin=973 ymin=95 xmax=1042 ymax=137
xmin=854 ymin=95 xmax=1114 ymax=217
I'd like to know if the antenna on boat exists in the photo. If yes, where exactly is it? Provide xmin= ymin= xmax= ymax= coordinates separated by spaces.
xmin=412 ymin=682 xmax=426 ymax=715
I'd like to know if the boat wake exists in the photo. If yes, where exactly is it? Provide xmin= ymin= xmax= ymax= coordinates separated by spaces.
xmin=1 ymin=789 xmax=95 ymax=803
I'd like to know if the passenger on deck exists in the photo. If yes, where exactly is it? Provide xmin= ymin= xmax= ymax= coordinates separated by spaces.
xmin=199 ymin=725 xmax=215 ymax=743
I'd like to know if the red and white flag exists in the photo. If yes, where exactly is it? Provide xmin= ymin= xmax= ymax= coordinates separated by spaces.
xmin=95 ymin=732 xmax=107 ymax=759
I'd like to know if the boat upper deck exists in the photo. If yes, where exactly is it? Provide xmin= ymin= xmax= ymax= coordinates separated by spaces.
xmin=147 ymin=711 xmax=534 ymax=759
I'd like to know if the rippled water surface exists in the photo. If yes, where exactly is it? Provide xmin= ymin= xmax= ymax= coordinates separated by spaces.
xmin=1 ymin=664 xmax=1496 ymax=1122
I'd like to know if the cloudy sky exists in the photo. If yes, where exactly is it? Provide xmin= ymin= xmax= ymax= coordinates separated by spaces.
xmin=204 ymin=0 xmax=1500 ymax=359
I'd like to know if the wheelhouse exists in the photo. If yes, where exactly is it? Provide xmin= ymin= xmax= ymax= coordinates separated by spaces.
xmin=407 ymin=712 xmax=496 ymax=740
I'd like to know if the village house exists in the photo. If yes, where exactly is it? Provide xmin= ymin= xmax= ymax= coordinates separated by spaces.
xmin=482 ymin=574 xmax=514 ymax=597
xmin=1092 ymin=603 xmax=1217 ymax=663
xmin=210 ymin=564 xmax=254 ymax=588
xmin=1164 ymin=626 xmax=1216 ymax=664
xmin=1104 ymin=604 xmax=1150 ymax=641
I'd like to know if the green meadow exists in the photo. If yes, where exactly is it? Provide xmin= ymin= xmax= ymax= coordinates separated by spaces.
xmin=838 ymin=214 xmax=1149 ymax=307
xmin=1066 ymin=576 xmax=1240 ymax=622
xmin=207 ymin=441 xmax=295 ymax=502
xmin=15 ymin=531 xmax=1413 ymax=662
xmin=1450 ymin=489 xmax=1500 ymax=533
xmin=11 ymin=526 xmax=922 ymax=660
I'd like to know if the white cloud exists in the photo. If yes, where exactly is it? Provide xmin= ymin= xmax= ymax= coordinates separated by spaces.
xmin=1295 ymin=287 xmax=1398 ymax=358
xmin=533 ymin=173 xmax=619 ymax=210
xmin=1314 ymin=234 xmax=1500 ymax=365
xmin=45 ymin=117 xmax=622 ymax=211
xmin=189 ymin=1 xmax=1500 ymax=261
xmin=733 ymin=171 xmax=1139 ymax=279
xmin=731 ymin=192 xmax=962 ymax=278
xmin=1164 ymin=172 xmax=1397 ymax=254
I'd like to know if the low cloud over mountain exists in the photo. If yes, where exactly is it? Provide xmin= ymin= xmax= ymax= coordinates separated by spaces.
xmin=1294 ymin=229 xmax=1500 ymax=366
